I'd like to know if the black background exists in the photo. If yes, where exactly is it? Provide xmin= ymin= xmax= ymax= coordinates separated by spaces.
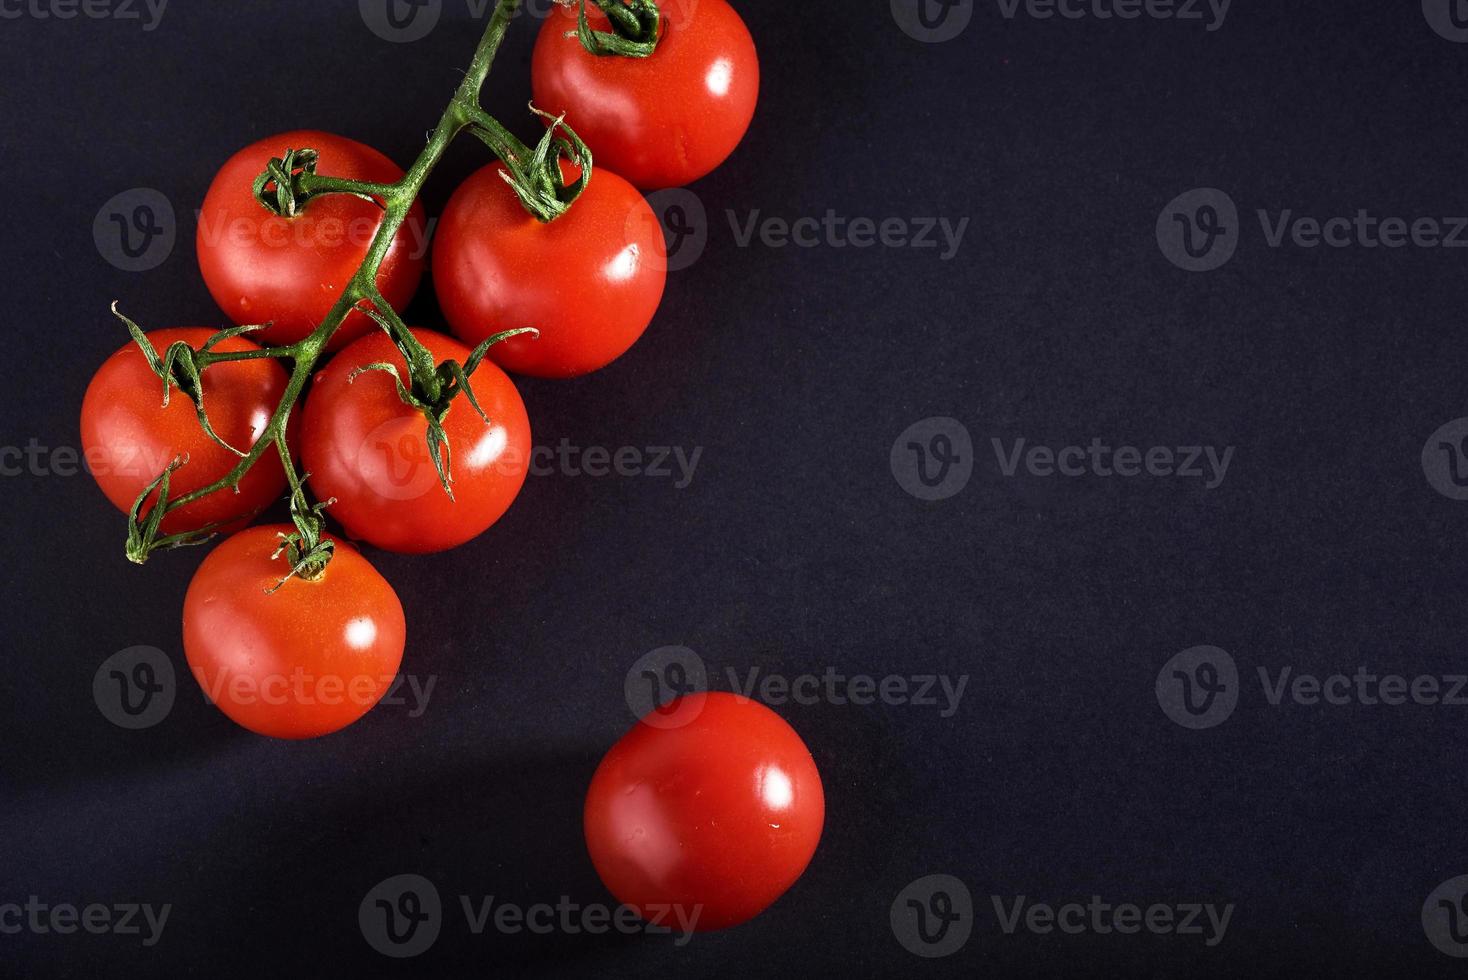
xmin=5 ymin=0 xmax=1468 ymax=976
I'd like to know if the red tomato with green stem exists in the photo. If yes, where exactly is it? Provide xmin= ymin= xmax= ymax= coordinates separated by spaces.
xmin=531 ymin=0 xmax=759 ymax=190
xmin=300 ymin=327 xmax=531 ymax=553
xmin=197 ymin=131 xmax=427 ymax=351
xmin=81 ymin=328 xmax=292 ymax=536
xmin=584 ymin=692 xmax=825 ymax=931
xmin=433 ymin=160 xmax=666 ymax=379
xmin=183 ymin=525 xmax=406 ymax=740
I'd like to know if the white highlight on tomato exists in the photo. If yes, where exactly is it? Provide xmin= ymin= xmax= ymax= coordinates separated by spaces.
xmin=345 ymin=617 xmax=378 ymax=650
xmin=606 ymin=242 xmax=641 ymax=282
xmin=706 ymin=57 xmax=733 ymax=97
xmin=758 ymin=766 xmax=794 ymax=811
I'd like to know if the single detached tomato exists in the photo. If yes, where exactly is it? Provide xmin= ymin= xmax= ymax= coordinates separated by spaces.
xmin=80 ymin=328 xmax=290 ymax=536
xmin=433 ymin=161 xmax=666 ymax=378
xmin=197 ymin=130 xmax=427 ymax=350
xmin=531 ymin=0 xmax=759 ymax=189
xmin=301 ymin=328 xmax=531 ymax=553
xmin=183 ymin=525 xmax=406 ymax=740
xmin=584 ymin=692 xmax=825 ymax=931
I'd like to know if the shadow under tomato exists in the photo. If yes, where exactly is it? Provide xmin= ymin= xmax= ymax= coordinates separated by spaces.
xmin=216 ymin=746 xmax=657 ymax=973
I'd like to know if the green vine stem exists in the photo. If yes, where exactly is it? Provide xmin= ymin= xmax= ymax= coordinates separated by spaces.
xmin=115 ymin=0 xmax=636 ymax=573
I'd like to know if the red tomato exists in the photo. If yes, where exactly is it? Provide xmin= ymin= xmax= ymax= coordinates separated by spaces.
xmin=301 ymin=328 xmax=531 ymax=553
xmin=531 ymin=0 xmax=759 ymax=189
xmin=80 ymin=328 xmax=290 ymax=536
xmin=183 ymin=525 xmax=406 ymax=740
xmin=197 ymin=131 xmax=427 ymax=350
xmin=434 ymin=160 xmax=666 ymax=378
xmin=584 ymin=692 xmax=825 ymax=931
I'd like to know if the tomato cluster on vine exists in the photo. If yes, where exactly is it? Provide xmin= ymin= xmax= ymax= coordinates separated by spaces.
xmin=81 ymin=0 xmax=819 ymax=935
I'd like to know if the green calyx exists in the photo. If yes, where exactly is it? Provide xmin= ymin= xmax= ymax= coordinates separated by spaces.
xmin=113 ymin=303 xmax=257 ymax=459
xmin=111 ymin=305 xmax=305 ymax=567
xmin=469 ymin=104 xmax=594 ymax=223
xmin=348 ymin=324 xmax=538 ymax=500
xmin=251 ymin=147 xmax=388 ymax=219
xmin=571 ymin=0 xmax=661 ymax=58
xmin=252 ymin=147 xmax=321 ymax=219
xmin=123 ymin=456 xmax=230 ymax=564
xmin=268 ymin=480 xmax=337 ymax=593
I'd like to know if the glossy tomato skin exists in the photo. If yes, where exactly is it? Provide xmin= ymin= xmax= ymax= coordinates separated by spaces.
xmin=433 ymin=161 xmax=666 ymax=379
xmin=532 ymin=0 xmax=759 ymax=189
xmin=197 ymin=131 xmax=427 ymax=350
xmin=584 ymin=692 xmax=825 ymax=931
xmin=183 ymin=525 xmax=406 ymax=740
xmin=301 ymin=328 xmax=531 ymax=553
xmin=80 ymin=328 xmax=290 ymax=536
